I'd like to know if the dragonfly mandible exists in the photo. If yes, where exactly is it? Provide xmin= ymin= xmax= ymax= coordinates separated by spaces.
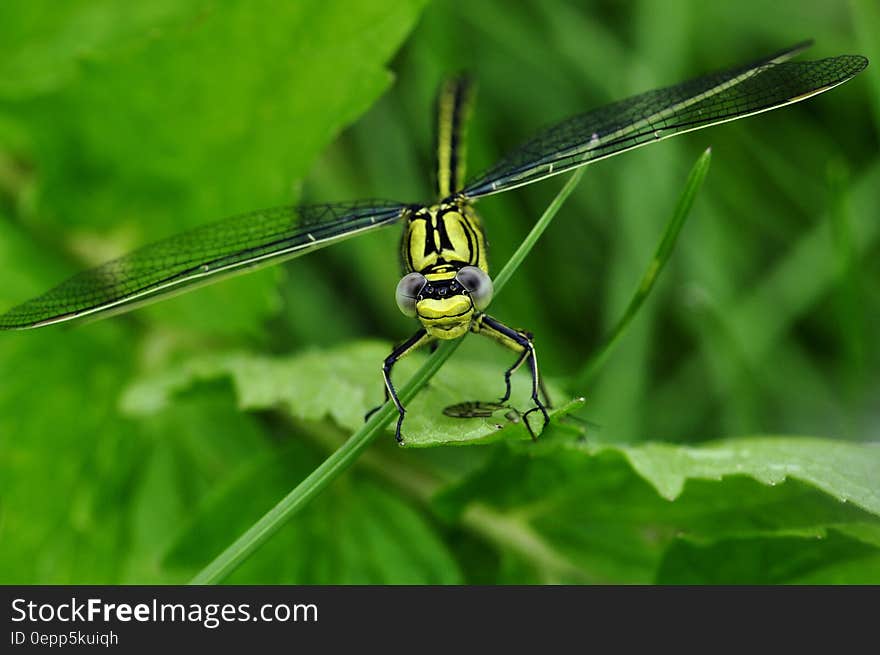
xmin=0 ymin=41 xmax=868 ymax=443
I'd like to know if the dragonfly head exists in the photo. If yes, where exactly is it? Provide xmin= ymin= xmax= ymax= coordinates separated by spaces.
xmin=396 ymin=265 xmax=493 ymax=339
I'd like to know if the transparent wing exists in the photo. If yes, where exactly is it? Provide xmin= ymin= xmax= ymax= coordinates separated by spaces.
xmin=0 ymin=200 xmax=408 ymax=329
xmin=461 ymin=42 xmax=868 ymax=198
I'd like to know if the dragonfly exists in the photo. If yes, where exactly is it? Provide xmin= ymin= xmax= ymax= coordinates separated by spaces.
xmin=0 ymin=41 xmax=867 ymax=443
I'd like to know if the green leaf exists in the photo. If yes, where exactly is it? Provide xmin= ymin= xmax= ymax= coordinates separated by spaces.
xmin=0 ymin=0 xmax=203 ymax=98
xmin=0 ymin=324 xmax=141 ymax=583
xmin=434 ymin=439 xmax=880 ymax=583
xmin=121 ymin=341 xmax=577 ymax=447
xmin=118 ymin=387 xmax=274 ymax=583
xmin=593 ymin=438 xmax=880 ymax=515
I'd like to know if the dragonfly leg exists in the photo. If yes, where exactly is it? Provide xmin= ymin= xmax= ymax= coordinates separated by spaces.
xmin=500 ymin=348 xmax=529 ymax=403
xmin=501 ymin=347 xmax=553 ymax=407
xmin=472 ymin=314 xmax=549 ymax=441
xmin=365 ymin=328 xmax=433 ymax=444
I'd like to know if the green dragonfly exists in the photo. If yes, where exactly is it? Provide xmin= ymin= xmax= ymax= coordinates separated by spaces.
xmin=0 ymin=41 xmax=867 ymax=443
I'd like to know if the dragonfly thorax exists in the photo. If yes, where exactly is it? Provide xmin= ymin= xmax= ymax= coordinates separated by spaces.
xmin=401 ymin=200 xmax=488 ymax=275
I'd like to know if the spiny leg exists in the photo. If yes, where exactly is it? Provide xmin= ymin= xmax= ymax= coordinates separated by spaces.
xmin=472 ymin=314 xmax=549 ymax=441
xmin=365 ymin=328 xmax=434 ymax=444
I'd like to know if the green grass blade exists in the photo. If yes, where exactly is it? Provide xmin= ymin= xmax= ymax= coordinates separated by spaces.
xmin=188 ymin=171 xmax=584 ymax=585
xmin=574 ymin=147 xmax=711 ymax=387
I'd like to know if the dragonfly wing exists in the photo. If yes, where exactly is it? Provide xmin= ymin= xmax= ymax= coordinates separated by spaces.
xmin=0 ymin=200 xmax=409 ymax=329
xmin=461 ymin=42 xmax=868 ymax=199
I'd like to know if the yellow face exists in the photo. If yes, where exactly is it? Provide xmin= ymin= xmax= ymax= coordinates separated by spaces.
xmin=395 ymin=267 xmax=494 ymax=340
xmin=415 ymin=273 xmax=475 ymax=339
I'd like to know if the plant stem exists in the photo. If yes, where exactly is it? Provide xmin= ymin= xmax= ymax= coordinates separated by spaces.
xmin=189 ymin=171 xmax=584 ymax=584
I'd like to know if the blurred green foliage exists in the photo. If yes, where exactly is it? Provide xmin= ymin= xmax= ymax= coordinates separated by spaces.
xmin=1 ymin=0 xmax=878 ymax=584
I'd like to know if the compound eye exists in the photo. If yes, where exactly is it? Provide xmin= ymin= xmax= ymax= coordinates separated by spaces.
xmin=395 ymin=272 xmax=427 ymax=317
xmin=455 ymin=266 xmax=494 ymax=310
